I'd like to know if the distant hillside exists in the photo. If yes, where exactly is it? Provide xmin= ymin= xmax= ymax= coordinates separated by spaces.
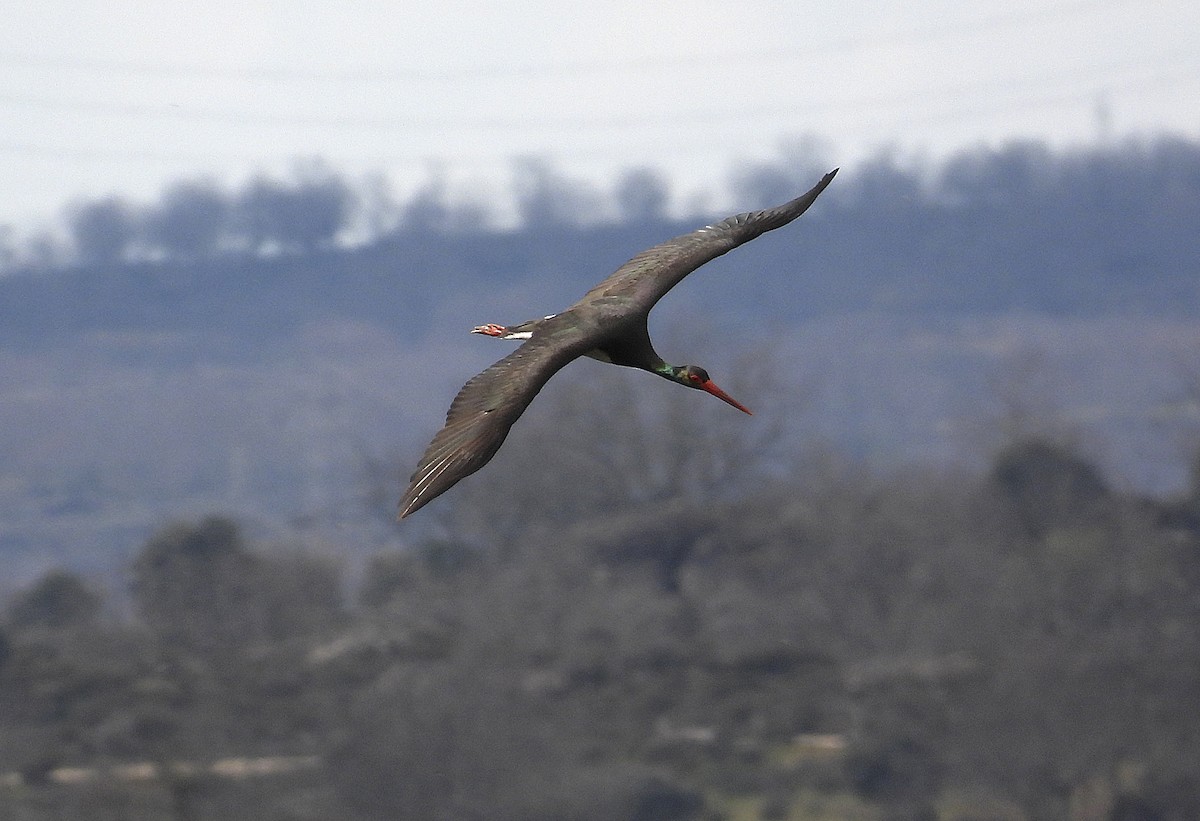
xmin=3 ymin=136 xmax=1199 ymax=350
xmin=1 ymin=136 xmax=1198 ymax=578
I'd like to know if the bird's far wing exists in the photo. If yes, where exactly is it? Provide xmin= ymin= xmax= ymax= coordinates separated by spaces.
xmin=398 ymin=321 xmax=593 ymax=518
xmin=581 ymin=168 xmax=838 ymax=312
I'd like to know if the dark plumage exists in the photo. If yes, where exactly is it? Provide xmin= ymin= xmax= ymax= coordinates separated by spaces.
xmin=398 ymin=168 xmax=838 ymax=518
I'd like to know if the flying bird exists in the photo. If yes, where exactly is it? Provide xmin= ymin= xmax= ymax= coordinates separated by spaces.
xmin=398 ymin=168 xmax=838 ymax=518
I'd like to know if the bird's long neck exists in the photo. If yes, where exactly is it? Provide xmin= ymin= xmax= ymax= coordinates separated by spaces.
xmin=650 ymin=362 xmax=684 ymax=384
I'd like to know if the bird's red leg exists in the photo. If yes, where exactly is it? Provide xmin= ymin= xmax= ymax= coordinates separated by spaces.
xmin=471 ymin=323 xmax=507 ymax=336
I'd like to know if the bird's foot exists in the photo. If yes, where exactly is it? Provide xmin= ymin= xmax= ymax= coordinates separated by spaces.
xmin=471 ymin=323 xmax=507 ymax=337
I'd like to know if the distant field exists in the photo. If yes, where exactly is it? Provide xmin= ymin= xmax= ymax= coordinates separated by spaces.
xmin=2 ymin=309 xmax=1196 ymax=583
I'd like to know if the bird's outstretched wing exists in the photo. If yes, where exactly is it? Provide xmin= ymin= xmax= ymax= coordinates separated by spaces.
xmin=398 ymin=317 xmax=595 ymax=518
xmin=580 ymin=168 xmax=838 ymax=313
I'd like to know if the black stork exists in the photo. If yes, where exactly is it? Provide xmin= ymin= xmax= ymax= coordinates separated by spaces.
xmin=398 ymin=168 xmax=838 ymax=518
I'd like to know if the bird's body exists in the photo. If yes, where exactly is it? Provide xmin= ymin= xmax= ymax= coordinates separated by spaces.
xmin=398 ymin=168 xmax=838 ymax=518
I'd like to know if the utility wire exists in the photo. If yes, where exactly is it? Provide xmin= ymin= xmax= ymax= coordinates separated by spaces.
xmin=1 ymin=52 xmax=1195 ymax=134
xmin=2 ymin=64 xmax=1195 ymax=171
xmin=0 ymin=0 xmax=1141 ymax=84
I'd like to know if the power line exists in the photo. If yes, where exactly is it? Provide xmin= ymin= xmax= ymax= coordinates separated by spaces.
xmin=1 ymin=52 xmax=1195 ymax=134
xmin=3 ymin=64 xmax=1196 ymax=172
xmin=0 ymin=0 xmax=1140 ymax=84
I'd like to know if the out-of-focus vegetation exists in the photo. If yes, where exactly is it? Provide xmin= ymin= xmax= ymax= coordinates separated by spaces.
xmin=2 ymin=375 xmax=1199 ymax=819
xmin=1 ymin=135 xmax=1198 ymax=818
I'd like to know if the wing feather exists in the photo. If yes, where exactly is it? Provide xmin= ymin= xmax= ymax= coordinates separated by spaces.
xmin=398 ymin=318 xmax=595 ymax=518
xmin=580 ymin=168 xmax=837 ymax=311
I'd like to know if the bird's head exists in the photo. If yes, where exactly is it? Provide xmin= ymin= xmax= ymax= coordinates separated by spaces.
xmin=674 ymin=365 xmax=752 ymax=415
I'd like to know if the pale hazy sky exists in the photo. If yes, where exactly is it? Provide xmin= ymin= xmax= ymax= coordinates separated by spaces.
xmin=3 ymin=0 xmax=1198 ymax=232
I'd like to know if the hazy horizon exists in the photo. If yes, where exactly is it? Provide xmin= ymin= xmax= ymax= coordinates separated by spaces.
xmin=4 ymin=0 xmax=1198 ymax=233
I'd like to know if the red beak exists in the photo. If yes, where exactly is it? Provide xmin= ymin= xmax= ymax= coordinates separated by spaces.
xmin=700 ymin=379 xmax=752 ymax=415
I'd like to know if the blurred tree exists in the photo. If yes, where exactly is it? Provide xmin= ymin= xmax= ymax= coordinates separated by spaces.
xmin=328 ymin=661 xmax=568 ymax=820
xmin=20 ymin=229 xmax=70 ymax=270
xmin=988 ymin=437 xmax=1110 ymax=537
xmin=130 ymin=516 xmax=261 ymax=652
xmin=846 ymin=149 xmax=929 ymax=220
xmin=236 ymin=161 xmax=355 ymax=253
xmin=399 ymin=171 xmax=451 ymax=234
xmin=6 ymin=569 xmax=101 ymax=630
xmin=1161 ymin=448 xmax=1200 ymax=532
xmin=512 ymin=156 xmax=603 ymax=227
xmin=615 ymin=167 xmax=670 ymax=223
xmin=236 ymin=176 xmax=283 ymax=251
xmin=938 ymin=140 xmax=1055 ymax=207
xmin=281 ymin=159 xmax=357 ymax=251
xmin=254 ymin=549 xmax=344 ymax=639
xmin=131 ymin=517 xmax=343 ymax=653
xmin=144 ymin=178 xmax=230 ymax=258
xmin=66 ymin=196 xmax=135 ymax=265
xmin=359 ymin=169 xmax=402 ymax=240
xmin=396 ymin=171 xmax=491 ymax=236
xmin=359 ymin=550 xmax=424 ymax=608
